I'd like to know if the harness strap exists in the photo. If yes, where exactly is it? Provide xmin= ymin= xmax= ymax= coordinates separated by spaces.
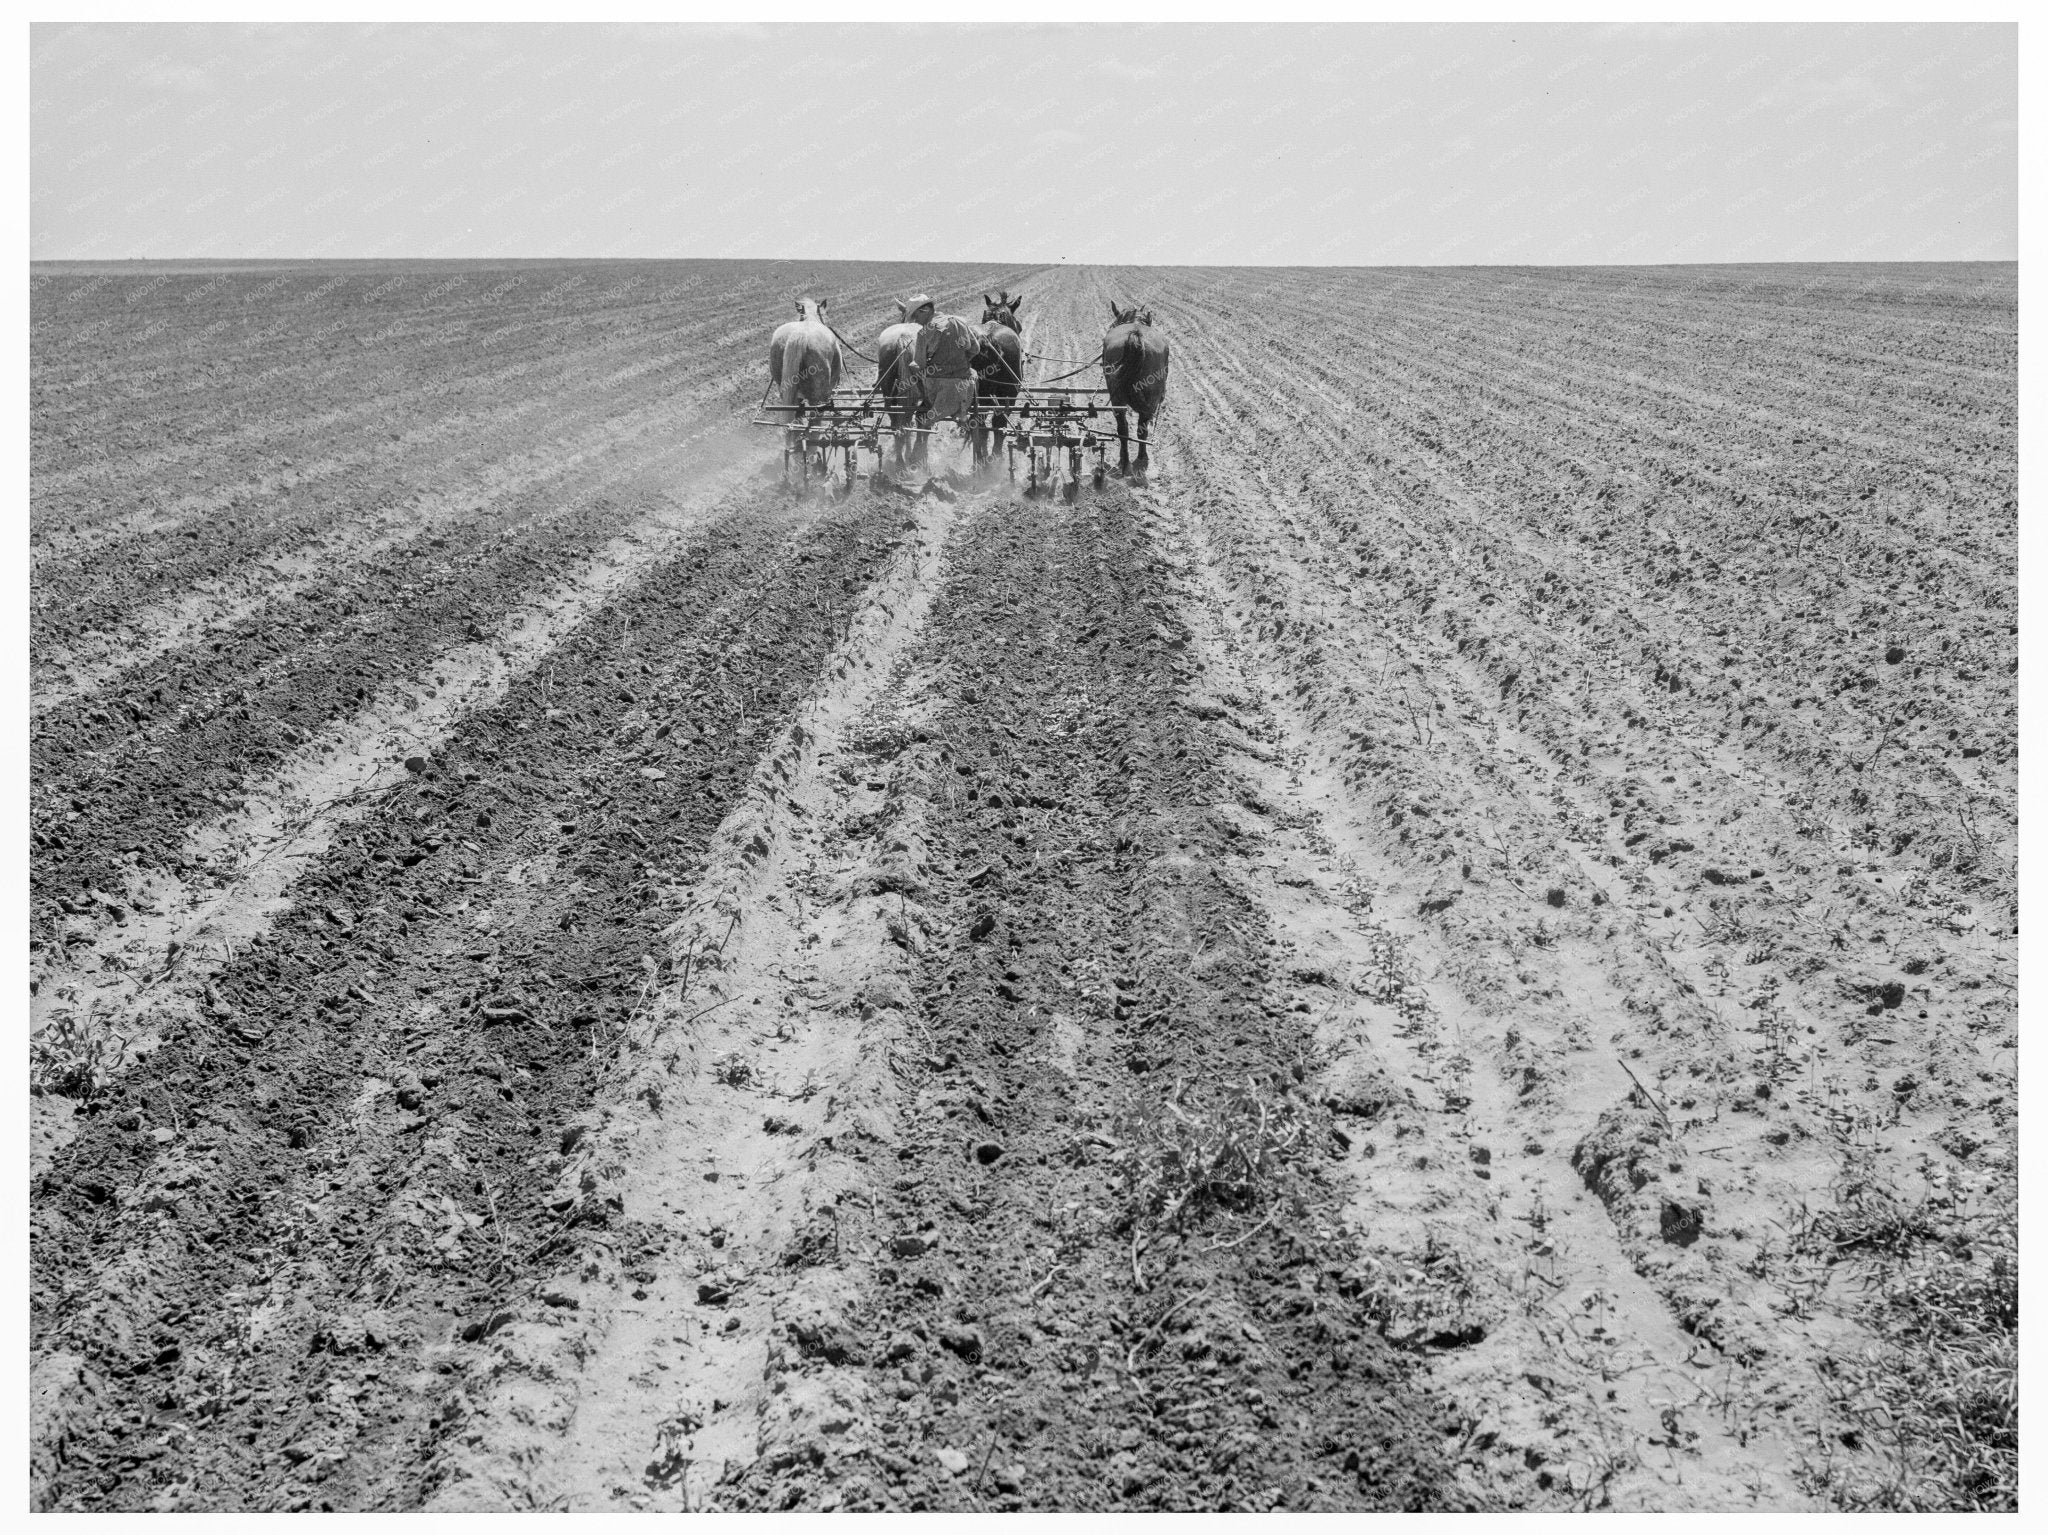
xmin=1033 ymin=357 xmax=1100 ymax=384
xmin=823 ymin=321 xmax=880 ymax=364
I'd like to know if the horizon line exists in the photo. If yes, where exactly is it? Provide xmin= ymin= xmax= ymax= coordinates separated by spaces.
xmin=28 ymin=255 xmax=2019 ymax=270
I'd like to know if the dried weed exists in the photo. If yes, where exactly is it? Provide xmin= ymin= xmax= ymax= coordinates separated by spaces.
xmin=30 ymin=1003 xmax=120 ymax=1100
xmin=1108 ymin=1075 xmax=1311 ymax=1237
xmin=1794 ymin=1167 xmax=2016 ymax=1510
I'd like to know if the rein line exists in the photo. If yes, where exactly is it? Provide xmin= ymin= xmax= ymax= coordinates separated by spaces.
xmin=1032 ymin=356 xmax=1100 ymax=384
xmin=823 ymin=321 xmax=879 ymax=364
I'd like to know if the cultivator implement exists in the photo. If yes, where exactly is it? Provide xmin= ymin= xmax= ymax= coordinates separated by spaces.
xmin=1002 ymin=388 xmax=1123 ymax=499
xmin=754 ymin=384 xmax=1131 ymax=500
xmin=754 ymin=392 xmax=884 ymax=494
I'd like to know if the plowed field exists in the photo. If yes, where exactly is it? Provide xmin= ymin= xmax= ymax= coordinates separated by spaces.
xmin=29 ymin=259 xmax=2017 ymax=1512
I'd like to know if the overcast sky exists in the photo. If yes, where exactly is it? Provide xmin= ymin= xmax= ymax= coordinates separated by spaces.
xmin=30 ymin=22 xmax=2017 ymax=265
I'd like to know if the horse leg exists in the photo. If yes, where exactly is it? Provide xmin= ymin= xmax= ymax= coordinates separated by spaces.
xmin=1114 ymin=407 xmax=1131 ymax=476
xmin=1134 ymin=411 xmax=1151 ymax=482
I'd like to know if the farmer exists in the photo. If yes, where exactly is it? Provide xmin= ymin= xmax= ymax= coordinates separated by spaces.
xmin=905 ymin=299 xmax=984 ymax=424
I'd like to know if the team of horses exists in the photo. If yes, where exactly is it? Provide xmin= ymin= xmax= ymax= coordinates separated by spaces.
xmin=766 ymin=290 xmax=1168 ymax=481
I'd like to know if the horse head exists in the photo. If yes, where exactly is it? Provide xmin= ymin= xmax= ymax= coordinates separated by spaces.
xmin=1109 ymin=301 xmax=1139 ymax=327
xmin=982 ymin=290 xmax=1024 ymax=333
xmin=798 ymin=297 xmax=830 ymax=323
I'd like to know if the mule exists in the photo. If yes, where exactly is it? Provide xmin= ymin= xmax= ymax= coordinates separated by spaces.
xmin=976 ymin=290 xmax=1026 ymax=460
xmin=1101 ymin=302 xmax=1169 ymax=480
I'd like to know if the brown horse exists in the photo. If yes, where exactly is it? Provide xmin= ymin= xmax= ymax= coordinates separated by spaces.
xmin=1101 ymin=302 xmax=1168 ymax=480
xmin=976 ymin=290 xmax=1026 ymax=458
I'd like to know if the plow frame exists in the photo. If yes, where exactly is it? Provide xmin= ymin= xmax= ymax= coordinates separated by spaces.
xmin=753 ymin=384 xmax=1131 ymax=500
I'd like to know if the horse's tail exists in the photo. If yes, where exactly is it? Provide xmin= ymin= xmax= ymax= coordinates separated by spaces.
xmin=803 ymin=325 xmax=836 ymax=404
xmin=884 ymin=335 xmax=913 ymax=410
xmin=1109 ymin=329 xmax=1147 ymax=406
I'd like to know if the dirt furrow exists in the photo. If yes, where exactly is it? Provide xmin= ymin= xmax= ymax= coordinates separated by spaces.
xmin=710 ymin=472 xmax=1468 ymax=1513
xmin=29 ymin=259 xmax=2015 ymax=1514
xmin=1158 ymin=282 xmax=2015 ymax=932
xmin=28 ymin=269 xmax=759 ymax=503
xmin=30 ymin=440 xmax=772 ymax=1140
xmin=1182 ymin=287 xmax=2014 ymax=949
xmin=30 ymin=484 xmax=909 ymax=1512
xmin=426 ymin=485 xmax=966 ymax=1511
xmin=27 ymin=414 xmax=777 ymax=957
xmin=26 ymin=284 xmax=787 ymax=569
xmin=29 ymin=355 xmax=768 ymax=714
xmin=1147 ymin=340 xmax=1774 ymax=1490
xmin=1118 ymin=264 xmax=2012 ymax=1507
xmin=1139 ymin=447 xmax=1813 ymax=1506
xmin=28 ymin=336 xmax=746 ymax=639
xmin=30 ymin=266 xmax=1037 ymax=588
xmin=1156 ymin=273 xmax=2011 ymax=594
xmin=1146 ymin=270 xmax=2016 ymax=576
xmin=1231 ymin=269 xmax=2015 ymax=464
